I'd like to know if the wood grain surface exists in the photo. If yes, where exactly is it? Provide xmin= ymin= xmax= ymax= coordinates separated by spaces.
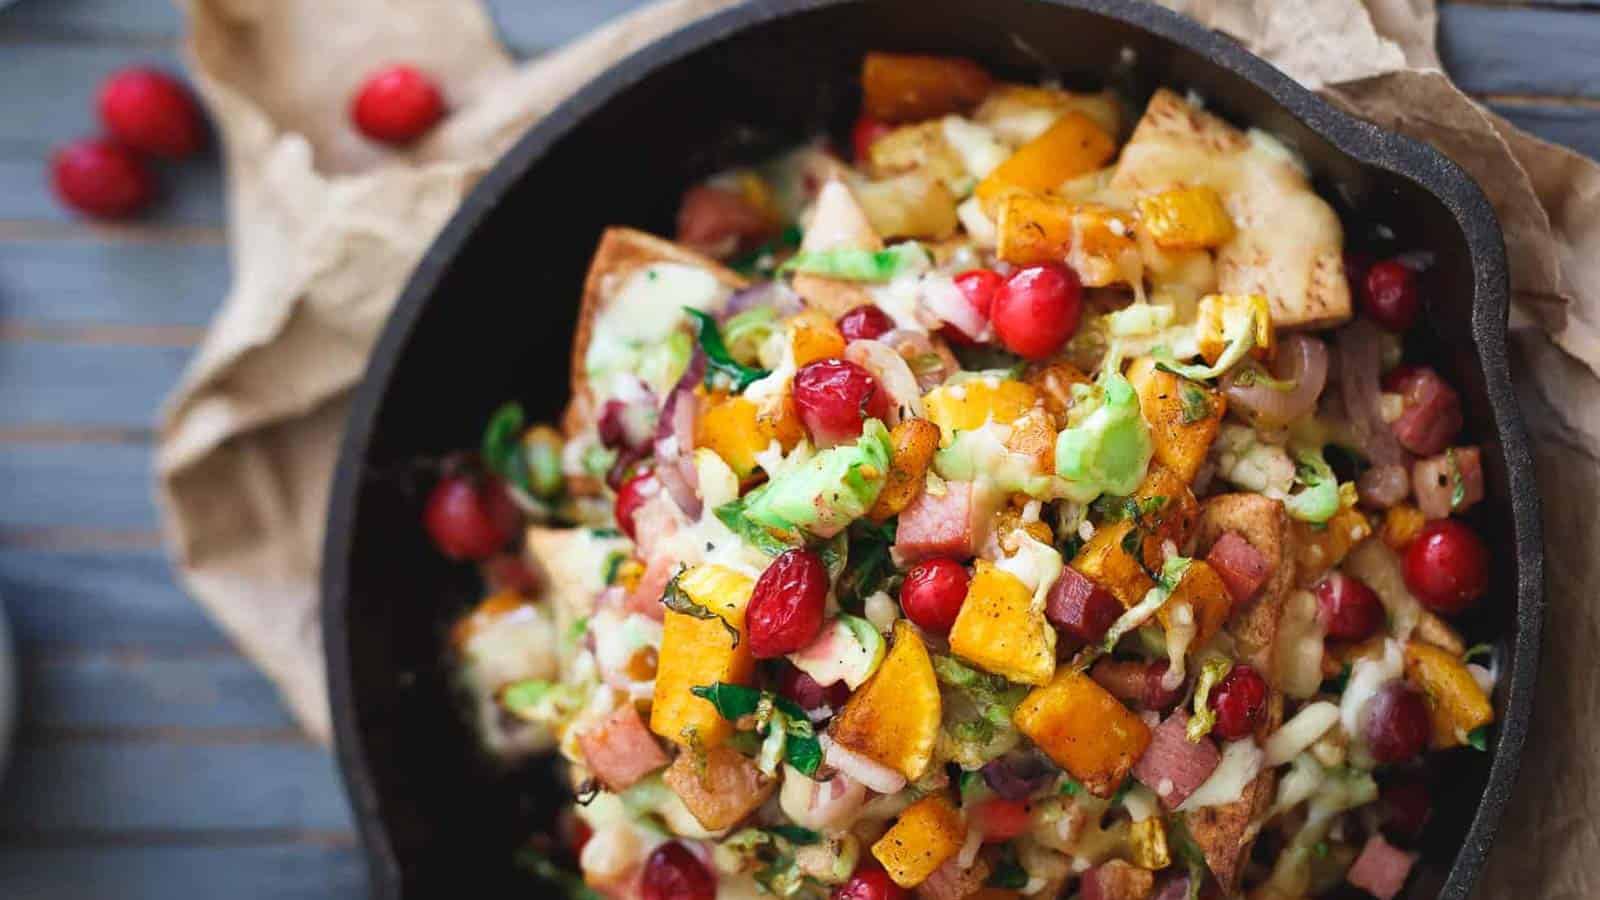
xmin=0 ymin=0 xmax=1593 ymax=896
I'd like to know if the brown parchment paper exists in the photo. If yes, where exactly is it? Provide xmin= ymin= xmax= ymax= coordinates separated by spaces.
xmin=157 ymin=1 xmax=1599 ymax=893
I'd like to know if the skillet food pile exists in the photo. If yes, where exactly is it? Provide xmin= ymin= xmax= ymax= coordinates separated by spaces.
xmin=422 ymin=53 xmax=1497 ymax=900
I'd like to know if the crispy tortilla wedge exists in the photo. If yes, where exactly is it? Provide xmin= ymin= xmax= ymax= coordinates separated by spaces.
xmin=562 ymin=227 xmax=747 ymax=439
xmin=1111 ymin=88 xmax=1351 ymax=330
xmin=1196 ymin=493 xmax=1297 ymax=684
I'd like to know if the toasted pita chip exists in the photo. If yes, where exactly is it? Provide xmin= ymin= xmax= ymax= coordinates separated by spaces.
xmin=563 ymin=227 xmax=747 ymax=438
xmin=1184 ymin=768 xmax=1276 ymax=892
xmin=1111 ymin=88 xmax=1351 ymax=329
xmin=1196 ymin=493 xmax=1297 ymax=681
xmin=792 ymin=179 xmax=883 ymax=318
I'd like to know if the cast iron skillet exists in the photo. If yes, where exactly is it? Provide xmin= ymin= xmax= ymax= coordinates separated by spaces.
xmin=322 ymin=0 xmax=1544 ymax=896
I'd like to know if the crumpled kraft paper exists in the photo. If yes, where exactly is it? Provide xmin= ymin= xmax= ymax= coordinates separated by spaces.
xmin=156 ymin=1 xmax=1599 ymax=893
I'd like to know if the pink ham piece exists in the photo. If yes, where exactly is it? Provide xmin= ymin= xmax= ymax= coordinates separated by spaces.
xmin=916 ymin=855 xmax=991 ymax=900
xmin=1132 ymin=711 xmax=1221 ymax=810
xmin=892 ymin=481 xmax=985 ymax=566
xmin=577 ymin=704 xmax=670 ymax=792
xmin=1047 ymin=566 xmax=1122 ymax=644
xmin=1412 ymin=446 xmax=1484 ymax=519
xmin=1206 ymin=531 xmax=1271 ymax=608
xmin=1091 ymin=658 xmax=1181 ymax=710
xmin=1081 ymin=860 xmax=1156 ymax=900
xmin=1388 ymin=365 xmax=1463 ymax=456
xmin=625 ymin=554 xmax=676 ymax=621
xmin=1347 ymin=833 xmax=1417 ymax=900
xmin=676 ymin=184 xmax=777 ymax=259
xmin=1357 ymin=463 xmax=1412 ymax=510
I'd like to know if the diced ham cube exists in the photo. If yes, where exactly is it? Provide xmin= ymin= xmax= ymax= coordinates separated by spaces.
xmin=1132 ymin=711 xmax=1222 ymax=810
xmin=577 ymin=704 xmax=670 ymax=792
xmin=1387 ymin=365 xmax=1463 ymax=457
xmin=893 ymin=481 xmax=986 ymax=566
xmin=915 ymin=855 xmax=991 ymax=900
xmin=1347 ymin=833 xmax=1417 ymax=900
xmin=1047 ymin=566 xmax=1123 ymax=643
xmin=1412 ymin=446 xmax=1484 ymax=519
xmin=662 ymin=743 xmax=776 ymax=831
xmin=1081 ymin=860 xmax=1155 ymax=900
xmin=1090 ymin=658 xmax=1180 ymax=710
xmin=1205 ymin=530 xmax=1271 ymax=607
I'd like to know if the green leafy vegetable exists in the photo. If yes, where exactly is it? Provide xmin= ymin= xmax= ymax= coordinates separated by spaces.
xmin=482 ymin=402 xmax=530 ymax=493
xmin=685 ymin=307 xmax=769 ymax=392
xmin=730 ymin=224 xmax=802 ymax=277
xmin=565 ymin=616 xmax=589 ymax=646
xmin=721 ymin=305 xmax=779 ymax=365
xmin=1186 ymin=656 xmax=1233 ymax=742
xmin=714 ymin=498 xmax=802 ymax=557
xmin=985 ymin=850 xmax=1029 ymax=889
xmin=1464 ymin=643 xmax=1494 ymax=663
xmin=1101 ymin=556 xmax=1192 ymax=653
xmin=777 ymin=242 xmax=927 ymax=282
xmin=1180 ymin=382 xmax=1215 ymax=423
xmin=1229 ymin=364 xmax=1296 ymax=392
xmin=743 ymin=419 xmax=893 ymax=538
xmin=766 ymin=825 xmax=821 ymax=846
xmin=1286 ymin=448 xmax=1340 ymax=524
xmin=663 ymin=568 xmax=741 ymax=649
xmin=1056 ymin=347 xmax=1153 ymax=500
xmin=1447 ymin=447 xmax=1467 ymax=509
xmin=837 ymin=518 xmax=897 ymax=608
xmin=601 ymin=551 xmax=627 ymax=586
xmin=1312 ymin=841 xmax=1330 ymax=859
xmin=1060 ymin=776 xmax=1084 ymax=797
xmin=690 ymin=682 xmax=823 ymax=777
xmin=1467 ymin=725 xmax=1490 ymax=752
xmin=514 ymin=848 xmax=603 ymax=899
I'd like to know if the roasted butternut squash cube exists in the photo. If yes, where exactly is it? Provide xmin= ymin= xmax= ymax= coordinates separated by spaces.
xmin=650 ymin=565 xmax=756 ymax=747
xmin=1404 ymin=641 xmax=1493 ymax=749
xmin=1196 ymin=293 xmax=1275 ymax=364
xmin=976 ymin=112 xmax=1117 ymax=213
xmin=1158 ymin=559 xmax=1232 ymax=649
xmin=1024 ymin=360 xmax=1093 ymax=426
xmin=829 ymin=620 xmax=942 ymax=780
xmin=1138 ymin=186 xmax=1236 ymax=250
xmin=995 ymin=193 xmax=1139 ymax=287
xmin=662 ymin=743 xmax=776 ymax=832
xmin=869 ymin=417 xmax=940 ymax=520
xmin=696 ymin=392 xmax=804 ymax=479
xmin=923 ymin=377 xmax=1040 ymax=445
xmin=788 ymin=308 xmax=848 ymax=367
xmin=949 ymin=561 xmax=1057 ymax=685
xmin=871 ymin=794 xmax=967 ymax=888
xmin=1292 ymin=505 xmax=1373 ymax=586
xmin=862 ymin=52 xmax=994 ymax=123
xmin=1381 ymin=503 xmax=1427 ymax=552
xmin=974 ymin=83 xmax=1123 ymax=145
xmin=1127 ymin=357 xmax=1226 ymax=484
xmin=1013 ymin=669 xmax=1152 ymax=796
xmin=1071 ymin=520 xmax=1154 ymax=609
xmin=852 ymin=170 xmax=961 ymax=241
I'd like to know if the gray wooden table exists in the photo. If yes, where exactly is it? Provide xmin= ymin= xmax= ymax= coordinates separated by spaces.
xmin=0 ymin=1 xmax=1591 ymax=896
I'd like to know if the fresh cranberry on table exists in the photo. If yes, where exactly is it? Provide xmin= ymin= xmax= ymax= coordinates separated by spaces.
xmin=97 ymin=67 xmax=205 ymax=159
xmin=1365 ymin=682 xmax=1432 ymax=764
xmin=833 ymin=863 xmax=908 ymax=900
xmin=422 ymin=473 xmax=519 ymax=561
xmin=970 ymin=797 xmax=1033 ymax=842
xmin=850 ymin=115 xmax=894 ymax=163
xmin=990 ymin=264 xmax=1083 ymax=359
xmin=944 ymin=268 xmax=1004 ymax=345
xmin=50 ymin=137 xmax=154 ymax=219
xmin=351 ymin=64 xmax=446 ymax=144
xmin=1402 ymin=519 xmax=1489 ymax=615
xmin=899 ymin=557 xmax=971 ymax=634
xmin=640 ymin=841 xmax=717 ymax=900
xmin=776 ymin=663 xmax=850 ymax=713
xmin=837 ymin=305 xmax=895 ymax=342
xmin=1209 ymin=664 xmax=1269 ymax=740
xmin=792 ymin=358 xmax=890 ymax=445
xmin=746 ymin=549 xmax=829 ymax=658
xmin=1361 ymin=259 xmax=1422 ymax=333
xmin=1315 ymin=572 xmax=1386 ymax=641
xmin=613 ymin=471 xmax=660 ymax=541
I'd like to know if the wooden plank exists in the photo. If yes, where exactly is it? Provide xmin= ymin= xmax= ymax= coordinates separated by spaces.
xmin=0 ymin=155 xmax=228 ymax=227
xmin=1490 ymin=101 xmax=1600 ymax=162
xmin=0 ymin=0 xmax=184 ymax=41
xmin=0 ymin=547 xmax=221 ymax=647
xmin=22 ymin=651 xmax=297 ymax=731
xmin=1440 ymin=5 xmax=1600 ymax=99
xmin=0 ymin=740 xmax=354 ymax=831
xmin=0 ymin=342 xmax=189 ymax=431
xmin=0 ymin=443 xmax=157 ymax=531
xmin=0 ymin=239 xmax=227 ymax=327
xmin=0 ymin=844 xmax=368 ymax=900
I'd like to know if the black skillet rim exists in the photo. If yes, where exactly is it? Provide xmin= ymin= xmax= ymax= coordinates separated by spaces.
xmin=321 ymin=0 xmax=1544 ymax=896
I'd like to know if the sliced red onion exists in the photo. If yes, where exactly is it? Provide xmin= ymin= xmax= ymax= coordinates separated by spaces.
xmin=1357 ymin=463 xmax=1411 ymax=510
xmin=819 ymin=734 xmax=906 ymax=794
xmin=597 ymin=394 xmax=658 ymax=452
xmin=845 ymin=339 xmax=925 ymax=425
xmin=1337 ymin=321 xmax=1407 ymax=467
xmin=721 ymin=281 xmax=802 ymax=321
xmin=604 ymin=444 xmax=651 ymax=491
xmin=652 ymin=354 xmax=706 ymax=519
xmin=1221 ymin=333 xmax=1328 ymax=429
xmin=880 ymin=328 xmax=957 ymax=391
xmin=980 ymin=752 xmax=1056 ymax=801
xmin=920 ymin=273 xmax=991 ymax=342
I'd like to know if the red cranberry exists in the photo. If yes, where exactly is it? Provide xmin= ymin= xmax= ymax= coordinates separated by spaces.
xmin=970 ymin=797 xmax=1032 ymax=842
xmin=1362 ymin=259 xmax=1422 ymax=333
xmin=1403 ymin=519 xmax=1489 ymax=615
xmin=990 ymin=264 xmax=1083 ymax=359
xmin=746 ymin=549 xmax=829 ymax=658
xmin=837 ymin=305 xmax=895 ymax=342
xmin=423 ymin=474 xmax=519 ymax=561
xmin=851 ymin=115 xmax=894 ymax=163
xmin=833 ymin=863 xmax=908 ymax=900
xmin=641 ymin=841 xmax=717 ymax=900
xmin=792 ymin=358 xmax=890 ymax=445
xmin=351 ymin=65 xmax=446 ymax=144
xmin=945 ymin=268 xmax=1004 ymax=344
xmin=1209 ymin=664 xmax=1268 ymax=740
xmin=1314 ymin=572 xmax=1386 ymax=641
xmin=1380 ymin=779 xmax=1432 ymax=840
xmin=899 ymin=558 xmax=970 ymax=635
xmin=97 ymin=67 xmax=205 ymax=159
xmin=1365 ymin=682 xmax=1432 ymax=764
xmin=50 ymin=137 xmax=154 ymax=219
xmin=777 ymin=663 xmax=851 ymax=713
xmin=613 ymin=472 xmax=659 ymax=541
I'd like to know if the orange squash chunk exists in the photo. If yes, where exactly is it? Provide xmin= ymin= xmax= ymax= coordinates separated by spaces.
xmin=861 ymin=52 xmax=993 ymax=123
xmin=696 ymin=392 xmax=803 ymax=479
xmin=871 ymin=794 xmax=967 ymax=888
xmin=828 ymin=620 xmax=941 ymax=780
xmin=788 ymin=308 xmax=848 ymax=367
xmin=1158 ymin=559 xmax=1232 ymax=649
xmin=949 ymin=561 xmax=1056 ymax=685
xmin=1403 ymin=641 xmax=1493 ymax=749
xmin=1013 ymin=668 xmax=1151 ymax=797
xmin=976 ymin=112 xmax=1117 ymax=213
xmin=995 ymin=193 xmax=1138 ymax=286
xmin=1126 ymin=357 xmax=1226 ymax=484
xmin=650 ymin=565 xmax=755 ymax=747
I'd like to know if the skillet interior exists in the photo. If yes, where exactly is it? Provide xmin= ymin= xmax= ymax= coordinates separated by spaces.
xmin=322 ymin=1 xmax=1540 ymax=897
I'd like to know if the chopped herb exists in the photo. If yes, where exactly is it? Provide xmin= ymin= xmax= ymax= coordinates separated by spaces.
xmin=1464 ymin=643 xmax=1494 ymax=663
xmin=690 ymin=682 xmax=765 ymax=720
xmin=986 ymin=851 xmax=1029 ymax=889
xmin=662 ymin=568 xmax=741 ymax=649
xmin=1179 ymin=383 xmax=1214 ymax=423
xmin=959 ymin=770 xmax=985 ymax=797
xmin=684 ymin=307 xmax=769 ymax=392
xmin=513 ymin=848 xmax=603 ymax=899
xmin=566 ymin=617 xmax=589 ymax=645
xmin=715 ymin=499 xmax=800 ymax=557
xmin=1447 ymin=447 xmax=1467 ymax=508
xmin=482 ymin=402 xmax=530 ymax=493
xmin=1230 ymin=364 xmax=1296 ymax=392
xmin=766 ymin=824 xmax=821 ymax=846
xmin=1060 ymin=776 xmax=1084 ymax=797
xmin=777 ymin=243 xmax=926 ymax=282
xmin=836 ymin=518 xmax=897 ymax=609
xmin=588 ymin=527 xmax=622 ymax=538
xmin=1110 ymin=778 xmax=1135 ymax=805
xmin=1057 ymin=533 xmax=1085 ymax=560
xmin=1467 ymin=725 xmax=1490 ymax=752
xmin=1313 ymin=841 xmax=1330 ymax=859
xmin=690 ymin=683 xmax=823 ymax=777
xmin=601 ymin=551 xmax=627 ymax=586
